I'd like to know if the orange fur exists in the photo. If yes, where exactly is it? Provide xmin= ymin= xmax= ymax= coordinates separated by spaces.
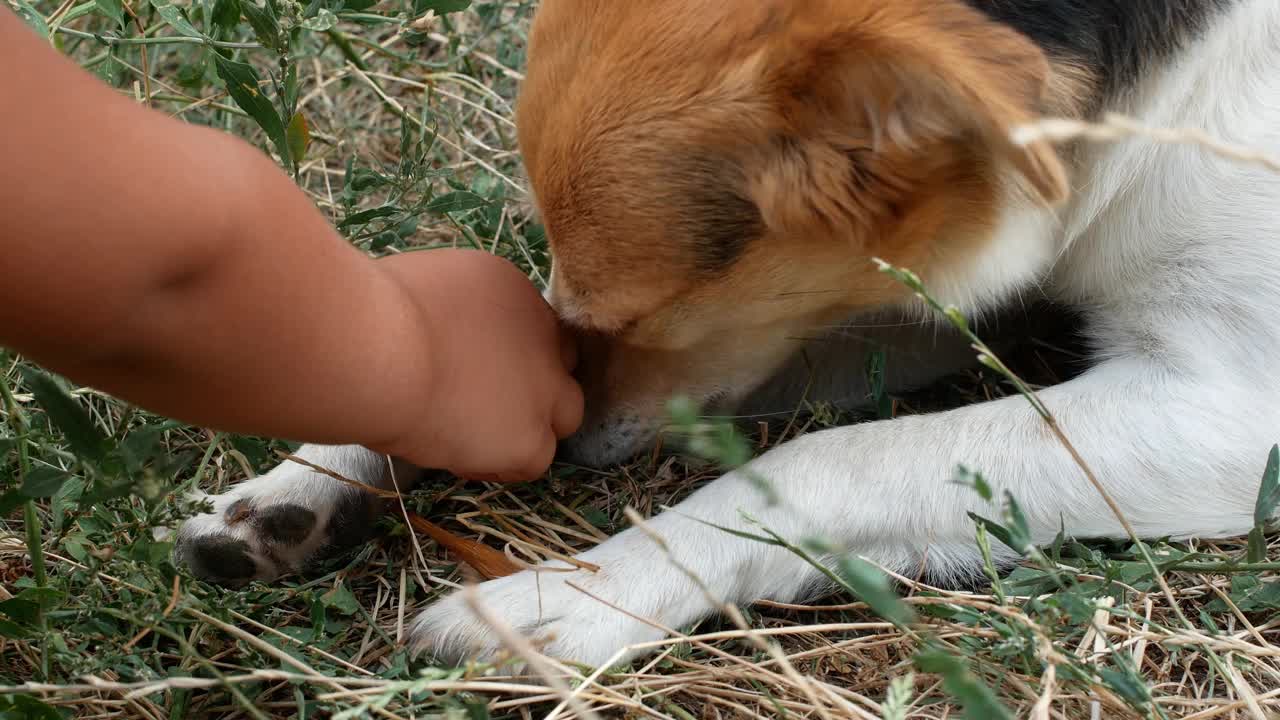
xmin=518 ymin=0 xmax=1073 ymax=427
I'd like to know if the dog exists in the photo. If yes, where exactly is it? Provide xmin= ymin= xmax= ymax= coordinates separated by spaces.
xmin=176 ymin=0 xmax=1280 ymax=667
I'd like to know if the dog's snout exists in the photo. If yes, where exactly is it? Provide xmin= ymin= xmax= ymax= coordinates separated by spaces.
xmin=556 ymin=413 xmax=661 ymax=468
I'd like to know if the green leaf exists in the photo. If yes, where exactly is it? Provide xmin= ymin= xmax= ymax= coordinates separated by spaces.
xmin=464 ymin=700 xmax=490 ymax=720
xmin=212 ymin=54 xmax=291 ymax=166
xmin=15 ymin=587 xmax=60 ymax=611
xmin=688 ymin=516 xmax=784 ymax=547
xmin=581 ymin=507 xmax=610 ymax=529
xmin=0 ymin=598 xmax=41 ymax=626
xmin=1246 ymin=445 xmax=1280 ymax=562
xmin=1056 ymin=585 xmax=1103 ymax=623
xmin=880 ymin=673 xmax=915 ymax=720
xmin=1114 ymin=561 xmax=1155 ymax=590
xmin=0 ymin=491 xmax=23 ymax=516
xmin=322 ymin=584 xmax=359 ymax=615
xmin=1254 ymin=444 xmax=1280 ymax=527
xmin=152 ymin=0 xmax=204 ymax=38
xmin=348 ymin=167 xmax=389 ymax=193
xmin=1226 ymin=573 xmax=1280 ymax=612
xmin=93 ymin=54 xmax=125 ymax=86
xmin=0 ymin=617 xmax=31 ymax=639
xmin=176 ymin=60 xmax=209 ymax=90
xmin=0 ymin=694 xmax=64 ymax=720
xmin=211 ymin=0 xmax=242 ymax=31
xmin=62 ymin=536 xmax=88 ymax=563
xmin=1001 ymin=492 xmax=1034 ymax=554
xmin=415 ymin=0 xmax=470 ymax=14
xmin=953 ymin=466 xmax=993 ymax=502
xmin=666 ymin=396 xmax=699 ymax=426
xmin=828 ymin=552 xmax=916 ymax=627
xmin=286 ymin=112 xmax=310 ymax=164
xmin=968 ymin=512 xmax=1018 ymax=552
xmin=974 ymin=523 xmax=1004 ymax=601
xmin=10 ymin=0 xmax=50 ymax=36
xmin=94 ymin=0 xmax=125 ymax=27
xmin=22 ymin=368 xmax=108 ymax=463
xmin=1199 ymin=607 xmax=1222 ymax=634
xmin=283 ymin=61 xmax=300 ymax=111
xmin=1098 ymin=667 xmax=1151 ymax=710
xmin=1247 ymin=526 xmax=1268 ymax=564
xmin=57 ymin=1 xmax=100 ymax=24
xmin=865 ymin=349 xmax=894 ymax=420
xmin=424 ymin=191 xmax=487 ymax=215
xmin=20 ymin=466 xmax=71 ymax=498
xmin=369 ymin=232 xmax=397 ymax=251
xmin=240 ymin=1 xmax=281 ymax=49
xmin=399 ymin=112 xmax=416 ymax=168
xmin=1000 ymin=566 xmax=1060 ymax=597
xmin=338 ymin=205 xmax=400 ymax=228
xmin=300 ymin=7 xmax=336 ymax=30
xmin=394 ymin=216 xmax=420 ymax=239
xmin=228 ymin=435 xmax=270 ymax=470
xmin=914 ymin=647 xmax=1014 ymax=720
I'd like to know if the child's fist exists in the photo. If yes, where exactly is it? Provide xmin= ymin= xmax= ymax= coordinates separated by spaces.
xmin=373 ymin=249 xmax=583 ymax=482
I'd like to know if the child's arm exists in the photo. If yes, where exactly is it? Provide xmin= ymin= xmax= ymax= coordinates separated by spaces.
xmin=0 ymin=11 xmax=582 ymax=481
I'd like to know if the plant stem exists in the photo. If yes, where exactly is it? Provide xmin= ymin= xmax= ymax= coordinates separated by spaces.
xmin=23 ymin=502 xmax=47 ymax=587
xmin=1 ymin=359 xmax=49 ymax=678
xmin=326 ymin=28 xmax=367 ymax=70
xmin=1161 ymin=560 xmax=1280 ymax=573
xmin=876 ymin=259 xmax=1236 ymax=708
xmin=0 ymin=366 xmax=39 ymax=586
xmin=56 ymin=26 xmax=261 ymax=48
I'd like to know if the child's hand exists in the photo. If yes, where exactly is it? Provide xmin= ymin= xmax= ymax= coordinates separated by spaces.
xmin=374 ymin=249 xmax=584 ymax=482
xmin=1 ymin=10 xmax=576 ymax=472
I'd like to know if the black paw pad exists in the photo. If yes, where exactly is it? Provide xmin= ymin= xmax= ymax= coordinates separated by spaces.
xmin=324 ymin=488 xmax=380 ymax=549
xmin=186 ymin=536 xmax=258 ymax=587
xmin=254 ymin=504 xmax=318 ymax=545
xmin=224 ymin=498 xmax=254 ymax=525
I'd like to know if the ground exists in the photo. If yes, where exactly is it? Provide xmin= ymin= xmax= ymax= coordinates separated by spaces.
xmin=2 ymin=1 xmax=1279 ymax=718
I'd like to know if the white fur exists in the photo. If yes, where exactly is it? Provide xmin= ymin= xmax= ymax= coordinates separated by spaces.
xmin=175 ymin=445 xmax=397 ymax=579
xmin=179 ymin=0 xmax=1280 ymax=668
xmin=409 ymin=0 xmax=1280 ymax=666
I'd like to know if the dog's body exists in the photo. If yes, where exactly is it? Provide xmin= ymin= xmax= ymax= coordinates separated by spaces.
xmin=177 ymin=0 xmax=1280 ymax=666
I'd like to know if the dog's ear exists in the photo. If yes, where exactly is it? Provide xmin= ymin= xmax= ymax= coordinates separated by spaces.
xmin=743 ymin=2 xmax=1068 ymax=235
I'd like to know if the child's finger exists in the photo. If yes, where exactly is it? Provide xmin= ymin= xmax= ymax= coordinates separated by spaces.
xmin=460 ymin=432 xmax=557 ymax=485
xmin=506 ymin=432 xmax=557 ymax=483
xmin=551 ymin=377 xmax=584 ymax=439
xmin=461 ymin=470 xmax=532 ymax=485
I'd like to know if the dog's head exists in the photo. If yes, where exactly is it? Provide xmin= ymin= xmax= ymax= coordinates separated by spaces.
xmin=519 ymin=0 xmax=1075 ymax=466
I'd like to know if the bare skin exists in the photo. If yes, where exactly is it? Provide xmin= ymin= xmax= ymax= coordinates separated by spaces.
xmin=0 ymin=11 xmax=582 ymax=482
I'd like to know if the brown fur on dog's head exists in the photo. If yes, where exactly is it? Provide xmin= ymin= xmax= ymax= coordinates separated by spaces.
xmin=519 ymin=0 xmax=1076 ymax=466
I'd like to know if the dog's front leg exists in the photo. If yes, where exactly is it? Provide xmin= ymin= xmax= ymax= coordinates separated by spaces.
xmin=410 ymin=357 xmax=1266 ymax=667
xmin=174 ymin=444 xmax=419 ymax=586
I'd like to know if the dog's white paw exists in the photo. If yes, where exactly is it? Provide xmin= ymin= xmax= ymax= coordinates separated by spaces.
xmin=174 ymin=446 xmax=392 ymax=587
xmin=409 ymin=528 xmax=716 ymax=668
xmin=409 ymin=565 xmax=668 ymax=668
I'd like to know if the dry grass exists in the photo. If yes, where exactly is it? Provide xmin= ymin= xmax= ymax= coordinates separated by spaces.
xmin=2 ymin=2 xmax=1279 ymax=719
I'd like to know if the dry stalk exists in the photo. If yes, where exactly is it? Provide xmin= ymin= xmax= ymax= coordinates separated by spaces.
xmin=621 ymin=507 xmax=875 ymax=720
xmin=459 ymin=586 xmax=602 ymax=720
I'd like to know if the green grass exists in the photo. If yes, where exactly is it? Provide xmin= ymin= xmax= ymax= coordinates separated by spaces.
xmin=3 ymin=1 xmax=1280 ymax=718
